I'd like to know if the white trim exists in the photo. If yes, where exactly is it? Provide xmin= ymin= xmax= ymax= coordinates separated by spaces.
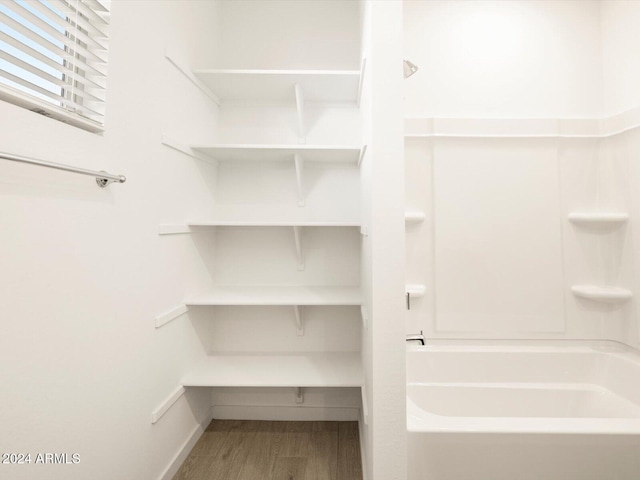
xmin=151 ymin=386 xmax=186 ymax=424
xmin=157 ymin=407 xmax=213 ymax=480
xmin=155 ymin=304 xmax=189 ymax=329
xmin=405 ymin=106 xmax=640 ymax=139
xmin=211 ymin=404 xmax=360 ymax=421
xmin=158 ymin=224 xmax=192 ymax=235
xmin=0 ymin=84 xmax=104 ymax=134
xmin=164 ymin=47 xmax=221 ymax=106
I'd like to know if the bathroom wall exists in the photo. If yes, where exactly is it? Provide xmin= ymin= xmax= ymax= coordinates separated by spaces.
xmin=602 ymin=1 xmax=640 ymax=347
xmin=404 ymin=0 xmax=640 ymax=346
xmin=404 ymin=0 xmax=602 ymax=119
xmin=0 ymin=2 xmax=221 ymax=479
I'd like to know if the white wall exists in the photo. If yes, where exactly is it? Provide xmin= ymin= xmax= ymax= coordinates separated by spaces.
xmin=601 ymin=1 xmax=640 ymax=115
xmin=404 ymin=0 xmax=602 ymax=119
xmin=404 ymin=0 xmax=640 ymax=346
xmin=0 ymin=2 xmax=222 ymax=479
xmin=215 ymin=0 xmax=361 ymax=70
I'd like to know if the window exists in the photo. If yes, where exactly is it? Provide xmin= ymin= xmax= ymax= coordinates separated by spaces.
xmin=0 ymin=0 xmax=109 ymax=132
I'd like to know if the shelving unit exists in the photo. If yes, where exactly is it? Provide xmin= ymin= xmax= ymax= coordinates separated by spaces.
xmin=193 ymin=68 xmax=363 ymax=104
xmin=181 ymin=352 xmax=363 ymax=388
xmin=162 ymin=10 xmax=366 ymax=417
xmin=185 ymin=286 xmax=361 ymax=306
xmin=571 ymin=285 xmax=633 ymax=303
xmin=568 ymin=212 xmax=628 ymax=229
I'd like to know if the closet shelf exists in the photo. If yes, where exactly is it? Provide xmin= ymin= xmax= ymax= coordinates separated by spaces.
xmin=190 ymin=144 xmax=363 ymax=164
xmin=405 ymin=284 xmax=426 ymax=297
xmin=568 ymin=212 xmax=628 ymax=228
xmin=185 ymin=286 xmax=362 ymax=306
xmin=186 ymin=220 xmax=360 ymax=228
xmin=181 ymin=352 xmax=363 ymax=388
xmin=571 ymin=285 xmax=633 ymax=303
xmin=193 ymin=69 xmax=362 ymax=103
xmin=405 ymin=211 xmax=426 ymax=224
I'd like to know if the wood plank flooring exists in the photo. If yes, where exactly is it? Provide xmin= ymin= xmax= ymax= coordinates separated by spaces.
xmin=173 ymin=420 xmax=363 ymax=480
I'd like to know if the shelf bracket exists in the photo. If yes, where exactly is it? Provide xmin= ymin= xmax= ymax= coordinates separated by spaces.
xmin=294 ymin=83 xmax=306 ymax=142
xmin=294 ymin=153 xmax=304 ymax=207
xmin=293 ymin=226 xmax=304 ymax=271
xmin=295 ymin=387 xmax=304 ymax=404
xmin=293 ymin=306 xmax=304 ymax=336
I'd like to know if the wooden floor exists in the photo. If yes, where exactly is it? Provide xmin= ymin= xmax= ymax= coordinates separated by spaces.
xmin=173 ymin=420 xmax=363 ymax=480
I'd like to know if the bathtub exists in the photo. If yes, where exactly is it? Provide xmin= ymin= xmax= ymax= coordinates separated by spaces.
xmin=407 ymin=340 xmax=640 ymax=480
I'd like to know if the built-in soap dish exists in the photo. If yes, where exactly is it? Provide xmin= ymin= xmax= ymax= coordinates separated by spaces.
xmin=571 ymin=285 xmax=632 ymax=304
xmin=568 ymin=212 xmax=628 ymax=230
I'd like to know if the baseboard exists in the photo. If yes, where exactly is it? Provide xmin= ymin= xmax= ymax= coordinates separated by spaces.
xmin=158 ymin=406 xmax=213 ymax=480
xmin=212 ymin=404 xmax=360 ymax=421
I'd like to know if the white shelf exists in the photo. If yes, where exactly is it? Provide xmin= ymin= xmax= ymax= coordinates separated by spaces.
xmin=186 ymin=220 xmax=360 ymax=228
xmin=568 ymin=212 xmax=628 ymax=228
xmin=405 ymin=211 xmax=426 ymax=224
xmin=571 ymin=285 xmax=633 ymax=303
xmin=181 ymin=352 xmax=363 ymax=388
xmin=185 ymin=286 xmax=362 ymax=306
xmin=182 ymin=144 xmax=365 ymax=206
xmin=190 ymin=144 xmax=363 ymax=164
xmin=193 ymin=69 xmax=362 ymax=103
xmin=405 ymin=284 xmax=426 ymax=298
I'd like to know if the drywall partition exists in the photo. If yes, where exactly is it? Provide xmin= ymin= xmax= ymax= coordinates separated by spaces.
xmin=404 ymin=0 xmax=639 ymax=346
xmin=360 ymin=1 xmax=407 ymax=479
xmin=0 ymin=2 xmax=221 ymax=479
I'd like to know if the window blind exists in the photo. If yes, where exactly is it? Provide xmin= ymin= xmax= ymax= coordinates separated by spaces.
xmin=0 ymin=0 xmax=109 ymax=131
